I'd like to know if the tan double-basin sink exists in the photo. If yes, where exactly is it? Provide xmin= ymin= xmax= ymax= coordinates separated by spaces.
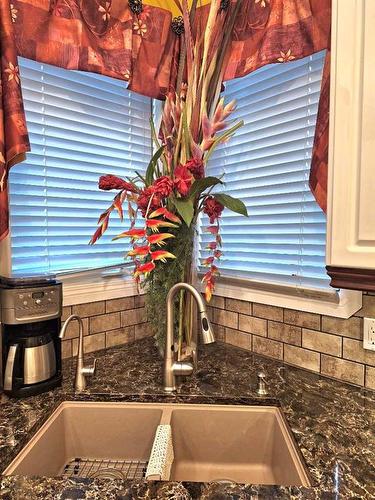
xmin=4 ymin=402 xmax=311 ymax=486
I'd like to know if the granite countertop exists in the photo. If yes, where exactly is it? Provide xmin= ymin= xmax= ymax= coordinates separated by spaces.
xmin=0 ymin=338 xmax=374 ymax=499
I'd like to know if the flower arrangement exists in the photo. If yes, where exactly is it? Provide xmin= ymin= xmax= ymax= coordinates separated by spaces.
xmin=91 ymin=0 xmax=247 ymax=350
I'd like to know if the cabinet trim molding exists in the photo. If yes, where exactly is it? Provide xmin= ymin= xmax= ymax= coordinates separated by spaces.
xmin=326 ymin=266 xmax=375 ymax=292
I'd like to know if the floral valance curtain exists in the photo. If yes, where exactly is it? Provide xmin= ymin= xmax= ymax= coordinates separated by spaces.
xmin=0 ymin=0 xmax=331 ymax=241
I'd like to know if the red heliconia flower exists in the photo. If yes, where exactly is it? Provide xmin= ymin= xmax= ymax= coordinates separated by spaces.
xmin=113 ymin=228 xmax=146 ymax=240
xmin=147 ymin=233 xmax=175 ymax=246
xmin=206 ymin=241 xmax=217 ymax=250
xmin=173 ymin=164 xmax=193 ymax=196
xmin=203 ymin=196 xmax=224 ymax=224
xmin=150 ymin=250 xmax=176 ymax=262
xmin=149 ymin=207 xmax=181 ymax=223
xmin=127 ymin=245 xmax=150 ymax=257
xmin=99 ymin=175 xmax=137 ymax=193
xmin=202 ymin=256 xmax=215 ymax=266
xmin=134 ymin=261 xmax=156 ymax=277
xmin=203 ymin=275 xmax=215 ymax=302
xmin=152 ymin=176 xmax=174 ymax=197
xmin=214 ymin=250 xmax=223 ymax=259
xmin=137 ymin=187 xmax=161 ymax=217
xmin=185 ymin=158 xmax=205 ymax=179
xmin=146 ymin=219 xmax=179 ymax=232
xmin=206 ymin=225 xmax=219 ymax=235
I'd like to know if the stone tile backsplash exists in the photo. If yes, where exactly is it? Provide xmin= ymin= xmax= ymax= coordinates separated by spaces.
xmin=209 ymin=293 xmax=375 ymax=391
xmin=61 ymin=290 xmax=375 ymax=392
xmin=61 ymin=294 xmax=151 ymax=359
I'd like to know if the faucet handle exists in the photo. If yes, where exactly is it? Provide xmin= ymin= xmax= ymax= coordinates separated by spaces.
xmin=81 ymin=358 xmax=97 ymax=377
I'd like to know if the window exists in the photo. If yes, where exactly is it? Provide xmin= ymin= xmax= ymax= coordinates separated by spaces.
xmin=199 ymin=51 xmax=329 ymax=292
xmin=9 ymin=58 xmax=151 ymax=276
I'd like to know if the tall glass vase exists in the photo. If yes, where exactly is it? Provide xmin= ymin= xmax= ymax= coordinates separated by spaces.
xmin=144 ymin=222 xmax=197 ymax=358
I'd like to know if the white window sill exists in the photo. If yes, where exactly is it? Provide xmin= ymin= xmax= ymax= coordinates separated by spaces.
xmin=62 ymin=268 xmax=362 ymax=319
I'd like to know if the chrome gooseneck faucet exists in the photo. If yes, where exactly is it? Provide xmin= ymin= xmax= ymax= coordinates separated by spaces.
xmin=163 ymin=283 xmax=215 ymax=392
xmin=59 ymin=314 xmax=96 ymax=392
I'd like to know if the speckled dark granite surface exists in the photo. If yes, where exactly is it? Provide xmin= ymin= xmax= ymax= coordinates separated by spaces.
xmin=0 ymin=338 xmax=374 ymax=499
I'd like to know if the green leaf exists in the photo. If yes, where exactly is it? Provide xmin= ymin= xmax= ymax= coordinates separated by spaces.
xmin=189 ymin=176 xmax=223 ymax=199
xmin=181 ymin=108 xmax=191 ymax=159
xmin=214 ymin=193 xmax=248 ymax=217
xmin=145 ymin=145 xmax=165 ymax=186
xmin=171 ymin=197 xmax=194 ymax=227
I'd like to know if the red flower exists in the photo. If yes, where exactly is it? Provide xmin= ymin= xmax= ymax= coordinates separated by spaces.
xmin=203 ymin=196 xmax=224 ymax=224
xmin=153 ymin=176 xmax=174 ymax=197
xmin=99 ymin=175 xmax=136 ymax=192
xmin=185 ymin=158 xmax=204 ymax=179
xmin=174 ymin=165 xmax=193 ymax=196
xmin=137 ymin=187 xmax=161 ymax=217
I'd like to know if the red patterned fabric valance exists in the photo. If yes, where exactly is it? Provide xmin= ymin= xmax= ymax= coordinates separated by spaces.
xmin=0 ymin=0 xmax=331 ymax=241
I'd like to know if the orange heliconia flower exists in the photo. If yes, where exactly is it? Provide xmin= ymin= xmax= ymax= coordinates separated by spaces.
xmin=149 ymin=207 xmax=181 ymax=223
xmin=147 ymin=233 xmax=175 ymax=246
xmin=127 ymin=245 xmax=150 ymax=257
xmin=145 ymin=219 xmax=179 ymax=232
xmin=150 ymin=250 xmax=176 ymax=263
xmin=134 ymin=261 xmax=155 ymax=277
xmin=113 ymin=228 xmax=146 ymax=240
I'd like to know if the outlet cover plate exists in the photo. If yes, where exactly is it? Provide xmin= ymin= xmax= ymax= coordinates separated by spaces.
xmin=363 ymin=317 xmax=375 ymax=351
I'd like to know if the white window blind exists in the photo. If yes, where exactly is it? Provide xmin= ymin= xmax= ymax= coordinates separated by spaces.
xmin=9 ymin=58 xmax=151 ymax=276
xmin=199 ymin=51 xmax=329 ymax=291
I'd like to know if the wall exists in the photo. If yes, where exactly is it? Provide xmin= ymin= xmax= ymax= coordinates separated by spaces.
xmin=208 ymin=292 xmax=375 ymax=390
xmin=61 ymin=294 xmax=152 ymax=359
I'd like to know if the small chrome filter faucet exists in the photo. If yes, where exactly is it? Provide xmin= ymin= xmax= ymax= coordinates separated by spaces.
xmin=59 ymin=315 xmax=96 ymax=392
xmin=163 ymin=283 xmax=215 ymax=392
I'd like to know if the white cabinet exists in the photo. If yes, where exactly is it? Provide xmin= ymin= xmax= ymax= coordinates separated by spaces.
xmin=326 ymin=0 xmax=375 ymax=289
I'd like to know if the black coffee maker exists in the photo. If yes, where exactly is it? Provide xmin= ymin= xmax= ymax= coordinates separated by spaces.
xmin=0 ymin=276 xmax=63 ymax=398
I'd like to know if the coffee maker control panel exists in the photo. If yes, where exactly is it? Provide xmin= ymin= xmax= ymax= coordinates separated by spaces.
xmin=0 ymin=284 xmax=62 ymax=324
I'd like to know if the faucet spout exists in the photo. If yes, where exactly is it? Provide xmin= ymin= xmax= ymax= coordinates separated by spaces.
xmin=59 ymin=314 xmax=96 ymax=392
xmin=163 ymin=282 xmax=215 ymax=392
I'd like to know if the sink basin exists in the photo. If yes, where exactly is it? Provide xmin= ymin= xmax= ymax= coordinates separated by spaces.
xmin=4 ymin=402 xmax=310 ymax=486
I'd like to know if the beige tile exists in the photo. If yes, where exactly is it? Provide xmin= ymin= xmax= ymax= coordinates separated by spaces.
xmin=73 ymin=333 xmax=106 ymax=355
xmin=239 ymin=315 xmax=267 ymax=337
xmin=356 ymin=295 xmax=375 ymax=318
xmin=213 ymin=308 xmax=238 ymax=329
xmin=268 ymin=321 xmax=301 ymax=346
xmin=321 ymin=316 xmax=362 ymax=340
xmin=302 ymin=329 xmax=342 ymax=357
xmin=343 ymin=338 xmax=375 ymax=366
xmin=135 ymin=322 xmax=153 ymax=339
xmin=106 ymin=296 xmax=135 ymax=313
xmin=90 ymin=312 xmax=120 ymax=334
xmin=210 ymin=295 xmax=225 ymax=309
xmin=321 ymin=354 xmax=364 ymax=386
xmin=225 ymin=298 xmax=251 ymax=315
xmin=284 ymin=345 xmax=320 ymax=373
xmin=211 ymin=323 xmax=225 ymax=342
xmin=121 ymin=307 xmax=147 ymax=327
xmin=365 ymin=366 xmax=375 ymax=390
xmin=284 ymin=309 xmax=320 ymax=330
xmin=134 ymin=294 xmax=146 ymax=308
xmin=253 ymin=336 xmax=283 ymax=360
xmin=225 ymin=328 xmax=252 ymax=351
xmin=72 ymin=301 xmax=105 ymax=318
xmin=61 ymin=340 xmax=72 ymax=359
xmin=106 ymin=326 xmax=135 ymax=348
xmin=253 ymin=303 xmax=283 ymax=322
xmin=62 ymin=317 xmax=89 ymax=339
xmin=62 ymin=306 xmax=72 ymax=322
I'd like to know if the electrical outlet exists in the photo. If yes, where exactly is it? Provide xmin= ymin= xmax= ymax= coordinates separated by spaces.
xmin=363 ymin=318 xmax=375 ymax=351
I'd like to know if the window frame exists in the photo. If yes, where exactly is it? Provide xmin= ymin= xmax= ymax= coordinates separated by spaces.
xmin=0 ymin=31 xmax=363 ymax=316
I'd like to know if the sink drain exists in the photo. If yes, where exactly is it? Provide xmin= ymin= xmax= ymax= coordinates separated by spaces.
xmin=62 ymin=458 xmax=148 ymax=480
